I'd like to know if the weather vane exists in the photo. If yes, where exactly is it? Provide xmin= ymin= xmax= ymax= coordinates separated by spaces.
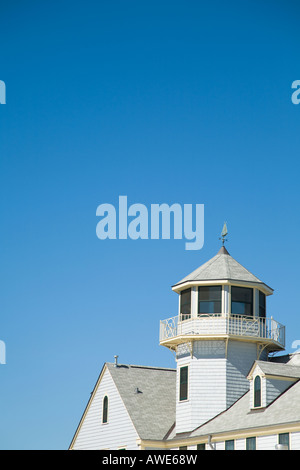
xmin=219 ymin=222 xmax=228 ymax=245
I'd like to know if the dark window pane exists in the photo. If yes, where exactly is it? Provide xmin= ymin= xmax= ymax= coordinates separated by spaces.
xmin=259 ymin=291 xmax=266 ymax=318
xmin=279 ymin=433 xmax=289 ymax=449
xmin=102 ymin=396 xmax=108 ymax=423
xmin=231 ymin=301 xmax=253 ymax=315
xmin=231 ymin=287 xmax=253 ymax=317
xmin=254 ymin=376 xmax=261 ymax=407
xmin=197 ymin=443 xmax=205 ymax=450
xmin=246 ymin=437 xmax=256 ymax=450
xmin=198 ymin=286 xmax=222 ymax=315
xmin=199 ymin=301 xmax=221 ymax=314
xmin=225 ymin=440 xmax=234 ymax=450
xmin=179 ymin=366 xmax=188 ymax=401
xmin=199 ymin=286 xmax=222 ymax=301
xmin=180 ymin=289 xmax=191 ymax=318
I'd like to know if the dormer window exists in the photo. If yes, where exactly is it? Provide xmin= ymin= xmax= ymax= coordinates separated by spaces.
xmin=180 ymin=289 xmax=191 ymax=320
xmin=198 ymin=286 xmax=222 ymax=315
xmin=231 ymin=286 xmax=253 ymax=316
xmin=254 ymin=376 xmax=261 ymax=408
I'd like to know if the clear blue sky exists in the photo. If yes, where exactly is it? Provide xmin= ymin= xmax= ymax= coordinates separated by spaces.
xmin=0 ymin=0 xmax=299 ymax=449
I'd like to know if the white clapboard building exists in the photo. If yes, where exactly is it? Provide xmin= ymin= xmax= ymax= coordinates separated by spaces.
xmin=69 ymin=244 xmax=300 ymax=450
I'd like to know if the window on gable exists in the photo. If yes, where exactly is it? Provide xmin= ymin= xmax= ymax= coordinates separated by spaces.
xmin=254 ymin=375 xmax=261 ymax=408
xmin=102 ymin=395 xmax=108 ymax=424
xmin=179 ymin=366 xmax=188 ymax=401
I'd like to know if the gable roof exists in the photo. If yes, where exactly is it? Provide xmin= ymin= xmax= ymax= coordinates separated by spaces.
xmin=172 ymin=246 xmax=273 ymax=294
xmin=163 ymin=376 xmax=300 ymax=445
xmin=106 ymin=363 xmax=176 ymax=441
xmin=248 ymin=360 xmax=300 ymax=380
xmin=187 ymin=379 xmax=300 ymax=440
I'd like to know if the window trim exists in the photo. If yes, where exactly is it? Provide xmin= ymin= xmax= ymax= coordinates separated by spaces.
xmin=254 ymin=375 xmax=262 ymax=408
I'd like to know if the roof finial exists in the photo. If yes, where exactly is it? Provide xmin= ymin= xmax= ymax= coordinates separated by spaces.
xmin=219 ymin=222 xmax=228 ymax=245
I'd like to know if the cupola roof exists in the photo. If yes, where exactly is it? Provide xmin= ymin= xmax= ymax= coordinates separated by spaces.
xmin=172 ymin=246 xmax=273 ymax=294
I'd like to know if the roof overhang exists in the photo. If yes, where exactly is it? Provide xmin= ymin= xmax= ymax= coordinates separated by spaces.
xmin=172 ymin=279 xmax=274 ymax=296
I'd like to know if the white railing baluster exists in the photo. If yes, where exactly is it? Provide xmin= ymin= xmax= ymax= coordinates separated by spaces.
xmin=160 ymin=314 xmax=285 ymax=350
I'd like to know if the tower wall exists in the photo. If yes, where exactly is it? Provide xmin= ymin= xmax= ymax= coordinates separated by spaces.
xmin=226 ymin=340 xmax=267 ymax=408
xmin=175 ymin=339 xmax=264 ymax=433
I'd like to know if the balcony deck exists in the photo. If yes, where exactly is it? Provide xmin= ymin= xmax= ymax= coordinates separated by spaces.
xmin=159 ymin=314 xmax=285 ymax=352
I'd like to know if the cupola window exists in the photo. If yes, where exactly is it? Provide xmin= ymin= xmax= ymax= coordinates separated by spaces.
xmin=180 ymin=289 xmax=191 ymax=320
xmin=254 ymin=375 xmax=261 ymax=408
xmin=259 ymin=291 xmax=266 ymax=318
xmin=198 ymin=286 xmax=222 ymax=315
xmin=231 ymin=286 xmax=253 ymax=316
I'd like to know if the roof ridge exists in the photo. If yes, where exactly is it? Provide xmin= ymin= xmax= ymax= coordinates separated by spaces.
xmin=107 ymin=362 xmax=176 ymax=372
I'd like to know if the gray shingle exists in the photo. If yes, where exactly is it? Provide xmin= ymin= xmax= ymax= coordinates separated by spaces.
xmin=173 ymin=246 xmax=273 ymax=292
xmin=253 ymin=360 xmax=300 ymax=379
xmin=107 ymin=363 xmax=176 ymax=440
xmin=187 ymin=379 xmax=300 ymax=439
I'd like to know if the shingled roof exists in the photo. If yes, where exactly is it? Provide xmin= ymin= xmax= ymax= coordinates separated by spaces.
xmin=172 ymin=246 xmax=273 ymax=294
xmin=188 ymin=379 xmax=300 ymax=440
xmin=162 ymin=369 xmax=300 ymax=445
xmin=107 ymin=363 xmax=176 ymax=441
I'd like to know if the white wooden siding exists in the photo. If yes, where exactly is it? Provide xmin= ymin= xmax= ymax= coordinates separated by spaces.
xmin=72 ymin=367 xmax=139 ymax=450
xmin=226 ymin=341 xmax=258 ymax=408
xmin=176 ymin=341 xmax=227 ymax=433
xmin=176 ymin=340 xmax=259 ymax=433
xmin=291 ymin=431 xmax=300 ymax=449
xmin=257 ymin=434 xmax=277 ymax=450
xmin=181 ymin=432 xmax=300 ymax=450
xmin=266 ymin=378 xmax=295 ymax=406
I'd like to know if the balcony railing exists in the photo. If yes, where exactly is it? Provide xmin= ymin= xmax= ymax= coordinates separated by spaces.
xmin=159 ymin=314 xmax=285 ymax=350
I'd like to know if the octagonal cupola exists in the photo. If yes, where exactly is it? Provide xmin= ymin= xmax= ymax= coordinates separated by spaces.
xmin=159 ymin=234 xmax=286 ymax=434
xmin=172 ymin=244 xmax=273 ymax=320
xmin=160 ymin=245 xmax=285 ymax=354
